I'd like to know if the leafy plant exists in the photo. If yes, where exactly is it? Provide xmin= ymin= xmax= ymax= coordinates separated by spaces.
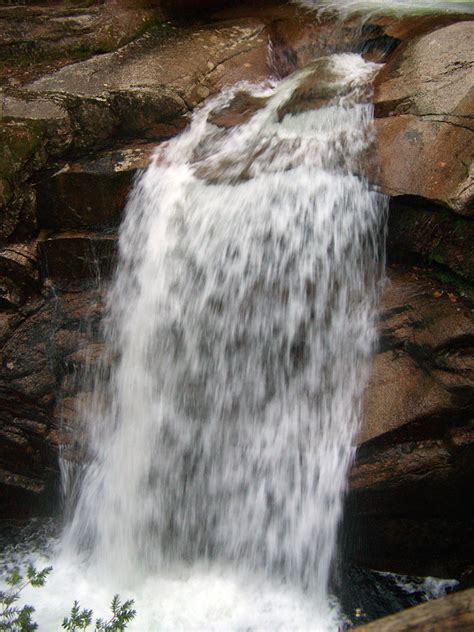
xmin=63 ymin=595 xmax=136 ymax=632
xmin=0 ymin=564 xmax=51 ymax=631
xmin=0 ymin=565 xmax=136 ymax=632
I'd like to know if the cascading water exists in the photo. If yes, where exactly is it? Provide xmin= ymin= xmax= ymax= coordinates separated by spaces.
xmin=295 ymin=0 xmax=474 ymax=15
xmin=54 ymin=52 xmax=386 ymax=629
xmin=2 ymin=52 xmax=388 ymax=632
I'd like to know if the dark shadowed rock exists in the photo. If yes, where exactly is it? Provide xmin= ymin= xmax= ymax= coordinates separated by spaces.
xmin=37 ymin=143 xmax=155 ymax=231
xmin=38 ymin=231 xmax=118 ymax=287
xmin=387 ymin=197 xmax=474 ymax=284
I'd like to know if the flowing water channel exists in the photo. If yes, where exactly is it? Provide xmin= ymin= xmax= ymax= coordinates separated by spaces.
xmin=23 ymin=0 xmax=474 ymax=623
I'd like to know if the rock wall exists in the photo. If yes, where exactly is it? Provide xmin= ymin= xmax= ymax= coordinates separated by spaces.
xmin=0 ymin=0 xmax=472 ymax=582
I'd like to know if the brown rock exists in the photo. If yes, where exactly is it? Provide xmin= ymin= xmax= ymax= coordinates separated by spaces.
xmin=0 ymin=287 xmax=104 ymax=516
xmin=0 ymin=1 xmax=161 ymax=74
xmin=374 ymin=21 xmax=474 ymax=216
xmin=356 ymin=587 xmax=474 ymax=632
xmin=23 ymin=18 xmax=270 ymax=114
xmin=375 ymin=116 xmax=474 ymax=216
xmin=360 ymin=268 xmax=474 ymax=444
xmin=361 ymin=350 xmax=452 ymax=445
xmin=0 ymin=241 xmax=39 ymax=307
xmin=348 ymin=267 xmax=474 ymax=576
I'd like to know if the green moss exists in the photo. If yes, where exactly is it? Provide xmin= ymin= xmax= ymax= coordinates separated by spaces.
xmin=427 ymin=252 xmax=446 ymax=266
xmin=429 ymin=268 xmax=474 ymax=301
xmin=0 ymin=120 xmax=45 ymax=181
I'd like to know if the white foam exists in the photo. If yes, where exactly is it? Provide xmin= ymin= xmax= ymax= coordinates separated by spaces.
xmin=13 ymin=550 xmax=340 ymax=631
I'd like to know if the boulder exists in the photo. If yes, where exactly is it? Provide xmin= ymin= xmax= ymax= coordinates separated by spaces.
xmin=0 ymin=10 xmax=276 ymax=240
xmin=22 ymin=17 xmax=271 ymax=118
xmin=374 ymin=21 xmax=474 ymax=216
xmin=355 ymin=587 xmax=474 ymax=632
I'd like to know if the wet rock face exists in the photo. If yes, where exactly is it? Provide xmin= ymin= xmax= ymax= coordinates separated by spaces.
xmin=0 ymin=288 xmax=105 ymax=516
xmin=347 ymin=267 xmax=474 ymax=577
xmin=361 ymin=268 xmax=474 ymax=445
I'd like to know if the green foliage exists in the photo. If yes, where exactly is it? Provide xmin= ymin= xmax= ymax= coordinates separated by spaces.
xmin=0 ymin=565 xmax=136 ymax=632
xmin=62 ymin=595 xmax=136 ymax=632
xmin=0 ymin=564 xmax=52 ymax=631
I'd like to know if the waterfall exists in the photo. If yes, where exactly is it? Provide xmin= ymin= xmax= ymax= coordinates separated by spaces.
xmin=57 ymin=52 xmax=386 ymax=629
